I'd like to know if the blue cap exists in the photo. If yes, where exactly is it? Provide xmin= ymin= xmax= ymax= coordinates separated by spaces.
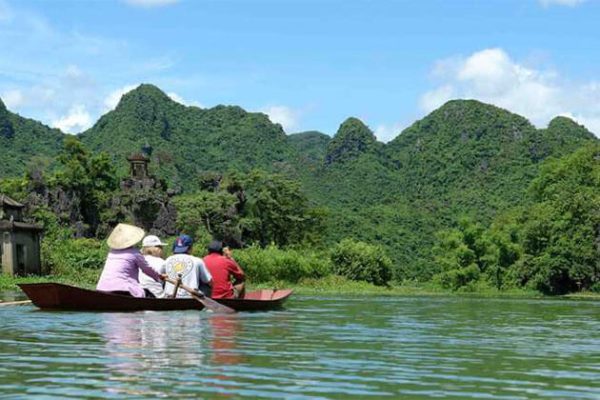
xmin=173 ymin=234 xmax=193 ymax=254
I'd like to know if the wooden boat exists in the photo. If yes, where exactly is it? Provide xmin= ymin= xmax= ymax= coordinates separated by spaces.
xmin=18 ymin=283 xmax=293 ymax=312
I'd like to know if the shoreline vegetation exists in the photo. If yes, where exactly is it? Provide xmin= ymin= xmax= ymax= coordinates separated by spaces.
xmin=1 ymin=143 xmax=599 ymax=299
xmin=3 ymin=272 xmax=598 ymax=301
xmin=1 ymin=90 xmax=598 ymax=298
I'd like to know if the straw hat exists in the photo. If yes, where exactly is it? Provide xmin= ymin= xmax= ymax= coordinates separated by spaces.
xmin=107 ymin=223 xmax=145 ymax=250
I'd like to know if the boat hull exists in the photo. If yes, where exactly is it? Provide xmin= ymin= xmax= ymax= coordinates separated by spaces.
xmin=18 ymin=283 xmax=292 ymax=312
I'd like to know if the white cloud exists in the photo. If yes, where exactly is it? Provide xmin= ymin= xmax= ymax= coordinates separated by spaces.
xmin=167 ymin=91 xmax=204 ymax=108
xmin=123 ymin=0 xmax=179 ymax=8
xmin=420 ymin=48 xmax=600 ymax=135
xmin=260 ymin=105 xmax=299 ymax=132
xmin=52 ymin=105 xmax=93 ymax=134
xmin=374 ymin=122 xmax=405 ymax=143
xmin=419 ymin=85 xmax=454 ymax=114
xmin=1 ymin=89 xmax=24 ymax=108
xmin=103 ymin=84 xmax=139 ymax=111
xmin=1 ymin=86 xmax=55 ymax=110
xmin=539 ymin=0 xmax=586 ymax=7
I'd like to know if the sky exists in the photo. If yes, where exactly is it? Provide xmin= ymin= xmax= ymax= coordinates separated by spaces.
xmin=1 ymin=0 xmax=599 ymax=141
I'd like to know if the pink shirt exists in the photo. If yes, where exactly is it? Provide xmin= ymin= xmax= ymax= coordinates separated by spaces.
xmin=96 ymin=248 xmax=161 ymax=298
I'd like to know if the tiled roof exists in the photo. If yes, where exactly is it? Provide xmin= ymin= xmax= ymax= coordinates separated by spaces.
xmin=0 ymin=220 xmax=43 ymax=231
xmin=0 ymin=194 xmax=24 ymax=208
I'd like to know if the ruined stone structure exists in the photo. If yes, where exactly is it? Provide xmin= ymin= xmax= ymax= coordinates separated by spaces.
xmin=127 ymin=153 xmax=150 ymax=180
xmin=0 ymin=194 xmax=43 ymax=276
xmin=114 ymin=153 xmax=178 ymax=237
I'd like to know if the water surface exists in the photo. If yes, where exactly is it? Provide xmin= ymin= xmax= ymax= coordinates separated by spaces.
xmin=1 ymin=294 xmax=599 ymax=399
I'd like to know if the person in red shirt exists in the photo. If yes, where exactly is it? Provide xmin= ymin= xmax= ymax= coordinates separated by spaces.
xmin=203 ymin=240 xmax=246 ymax=299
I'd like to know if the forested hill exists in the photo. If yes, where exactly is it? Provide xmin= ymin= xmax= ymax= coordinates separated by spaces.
xmin=302 ymin=100 xmax=597 ymax=279
xmin=288 ymin=130 xmax=330 ymax=166
xmin=79 ymin=84 xmax=294 ymax=188
xmin=384 ymin=100 xmax=597 ymax=219
xmin=0 ymin=98 xmax=64 ymax=178
xmin=0 ymin=85 xmax=597 ymax=282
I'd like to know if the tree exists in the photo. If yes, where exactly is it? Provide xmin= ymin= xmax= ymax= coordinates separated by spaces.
xmin=432 ymin=214 xmax=525 ymax=291
xmin=329 ymin=238 xmax=392 ymax=286
xmin=514 ymin=145 xmax=600 ymax=294
xmin=51 ymin=137 xmax=118 ymax=234
xmin=174 ymin=169 xmax=325 ymax=248
xmin=235 ymin=170 xmax=325 ymax=247
xmin=174 ymin=190 xmax=240 ymax=244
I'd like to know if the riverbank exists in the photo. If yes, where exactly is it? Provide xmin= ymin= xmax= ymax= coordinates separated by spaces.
xmin=4 ymin=272 xmax=595 ymax=299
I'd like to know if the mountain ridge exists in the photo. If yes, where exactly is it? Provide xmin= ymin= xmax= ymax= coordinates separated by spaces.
xmin=0 ymin=84 xmax=597 ymax=279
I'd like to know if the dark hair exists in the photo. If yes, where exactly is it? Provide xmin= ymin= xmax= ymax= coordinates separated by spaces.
xmin=207 ymin=240 xmax=223 ymax=255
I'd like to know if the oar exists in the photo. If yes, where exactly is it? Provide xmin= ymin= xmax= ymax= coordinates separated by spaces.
xmin=0 ymin=300 xmax=32 ymax=307
xmin=163 ymin=277 xmax=236 ymax=314
xmin=169 ymin=275 xmax=182 ymax=298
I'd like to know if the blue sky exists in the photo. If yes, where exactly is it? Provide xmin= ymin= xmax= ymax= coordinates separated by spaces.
xmin=0 ymin=0 xmax=599 ymax=140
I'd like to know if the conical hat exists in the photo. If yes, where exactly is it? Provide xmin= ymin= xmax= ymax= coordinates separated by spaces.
xmin=106 ymin=223 xmax=145 ymax=250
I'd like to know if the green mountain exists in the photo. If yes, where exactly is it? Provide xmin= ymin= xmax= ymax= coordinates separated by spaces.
xmin=324 ymin=117 xmax=382 ymax=165
xmin=0 ymin=98 xmax=64 ymax=178
xmin=80 ymin=84 xmax=294 ymax=188
xmin=304 ymin=101 xmax=597 ymax=279
xmin=288 ymin=130 xmax=330 ymax=165
xmin=0 ymin=87 xmax=597 ymax=281
xmin=385 ymin=100 xmax=596 ymax=219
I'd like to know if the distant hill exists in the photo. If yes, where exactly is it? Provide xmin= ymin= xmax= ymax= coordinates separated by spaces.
xmin=0 ymin=87 xmax=597 ymax=280
xmin=80 ymin=84 xmax=294 ymax=189
xmin=0 ymin=98 xmax=64 ymax=178
xmin=288 ymin=130 xmax=330 ymax=165
xmin=305 ymin=100 xmax=597 ymax=278
xmin=385 ymin=100 xmax=596 ymax=219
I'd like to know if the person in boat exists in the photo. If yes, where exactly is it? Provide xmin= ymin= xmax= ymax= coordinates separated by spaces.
xmin=96 ymin=223 xmax=166 ymax=298
xmin=139 ymin=235 xmax=168 ymax=298
xmin=163 ymin=234 xmax=213 ymax=298
xmin=203 ymin=240 xmax=246 ymax=299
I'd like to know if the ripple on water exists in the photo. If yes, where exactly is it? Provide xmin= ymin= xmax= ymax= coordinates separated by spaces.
xmin=0 ymin=296 xmax=599 ymax=399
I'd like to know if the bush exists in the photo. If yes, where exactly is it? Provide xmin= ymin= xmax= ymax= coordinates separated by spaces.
xmin=435 ymin=264 xmax=481 ymax=290
xmin=44 ymin=238 xmax=106 ymax=285
xmin=234 ymin=244 xmax=331 ymax=283
xmin=329 ymin=239 xmax=392 ymax=286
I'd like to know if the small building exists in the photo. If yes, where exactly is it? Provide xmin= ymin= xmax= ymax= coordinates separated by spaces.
xmin=127 ymin=153 xmax=150 ymax=180
xmin=0 ymin=194 xmax=43 ymax=276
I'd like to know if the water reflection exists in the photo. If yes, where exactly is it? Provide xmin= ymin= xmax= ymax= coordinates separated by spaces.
xmin=101 ymin=311 xmax=209 ymax=397
xmin=99 ymin=311 xmax=249 ymax=396
xmin=209 ymin=314 xmax=244 ymax=365
xmin=1 ymin=296 xmax=600 ymax=399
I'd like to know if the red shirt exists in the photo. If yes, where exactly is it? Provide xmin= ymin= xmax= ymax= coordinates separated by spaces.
xmin=203 ymin=253 xmax=245 ymax=299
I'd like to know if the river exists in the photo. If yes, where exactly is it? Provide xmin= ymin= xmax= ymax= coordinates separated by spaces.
xmin=1 ymin=294 xmax=599 ymax=399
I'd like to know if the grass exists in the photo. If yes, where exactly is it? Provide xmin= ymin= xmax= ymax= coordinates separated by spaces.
xmin=1 ymin=272 xmax=595 ymax=300
xmin=0 ymin=272 xmax=98 ymax=291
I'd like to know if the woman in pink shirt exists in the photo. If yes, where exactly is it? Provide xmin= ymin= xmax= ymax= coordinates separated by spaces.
xmin=96 ymin=223 xmax=165 ymax=298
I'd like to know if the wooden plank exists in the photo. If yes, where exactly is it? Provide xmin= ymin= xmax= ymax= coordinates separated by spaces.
xmin=0 ymin=300 xmax=32 ymax=307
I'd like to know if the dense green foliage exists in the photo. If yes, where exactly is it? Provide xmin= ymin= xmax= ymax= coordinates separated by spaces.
xmin=330 ymin=239 xmax=392 ymax=286
xmin=79 ymin=84 xmax=295 ymax=188
xmin=44 ymin=238 xmax=106 ymax=285
xmin=175 ymin=169 xmax=325 ymax=248
xmin=514 ymin=145 xmax=600 ymax=294
xmin=433 ymin=145 xmax=600 ymax=294
xmin=0 ymin=98 xmax=64 ymax=178
xmin=51 ymin=137 xmax=120 ymax=233
xmin=234 ymin=245 xmax=331 ymax=283
xmin=324 ymin=118 xmax=382 ymax=165
xmin=288 ymin=131 xmax=330 ymax=167
xmin=311 ymin=100 xmax=596 ymax=283
xmin=0 ymin=85 xmax=598 ymax=294
xmin=432 ymin=218 xmax=520 ymax=291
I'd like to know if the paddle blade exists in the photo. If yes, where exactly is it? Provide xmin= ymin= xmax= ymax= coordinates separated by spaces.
xmin=196 ymin=295 xmax=236 ymax=314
